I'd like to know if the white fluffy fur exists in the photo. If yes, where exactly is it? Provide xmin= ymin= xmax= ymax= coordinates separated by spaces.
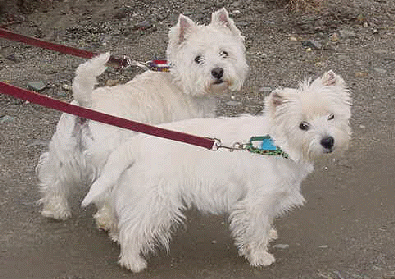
xmin=37 ymin=8 xmax=248 ymax=222
xmin=82 ymin=71 xmax=351 ymax=272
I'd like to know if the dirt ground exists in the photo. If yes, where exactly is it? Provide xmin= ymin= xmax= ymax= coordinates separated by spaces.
xmin=1 ymin=0 xmax=394 ymax=278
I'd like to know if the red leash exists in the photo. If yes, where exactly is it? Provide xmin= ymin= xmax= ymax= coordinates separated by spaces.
xmin=0 ymin=27 xmax=215 ymax=149
xmin=0 ymin=82 xmax=216 ymax=150
xmin=0 ymin=27 xmax=95 ymax=59
xmin=0 ymin=28 xmax=130 ymax=68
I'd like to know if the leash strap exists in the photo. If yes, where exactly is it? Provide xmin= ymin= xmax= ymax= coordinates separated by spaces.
xmin=0 ymin=27 xmax=94 ymax=59
xmin=0 ymin=82 xmax=216 ymax=150
xmin=0 ymin=28 xmax=130 ymax=68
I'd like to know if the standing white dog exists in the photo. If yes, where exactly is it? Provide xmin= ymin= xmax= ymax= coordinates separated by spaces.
xmin=82 ymin=70 xmax=351 ymax=272
xmin=37 ymin=8 xmax=248 ymax=224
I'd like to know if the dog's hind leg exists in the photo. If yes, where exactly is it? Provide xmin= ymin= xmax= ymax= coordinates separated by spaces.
xmin=37 ymin=113 xmax=89 ymax=220
xmin=117 ymin=185 xmax=185 ymax=272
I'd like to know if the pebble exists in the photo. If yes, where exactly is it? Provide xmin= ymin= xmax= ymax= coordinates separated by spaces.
xmin=355 ymin=72 xmax=368 ymax=77
xmin=339 ymin=29 xmax=356 ymax=39
xmin=0 ymin=115 xmax=14 ymax=124
xmin=133 ymin=21 xmax=153 ymax=30
xmin=331 ymin=33 xmax=340 ymax=42
xmin=62 ymin=84 xmax=72 ymax=91
xmin=226 ymin=100 xmax=241 ymax=106
xmin=105 ymin=79 xmax=120 ymax=86
xmin=27 ymin=81 xmax=47 ymax=92
xmin=273 ymin=244 xmax=289 ymax=250
xmin=374 ymin=68 xmax=387 ymax=74
xmin=27 ymin=140 xmax=48 ymax=147
xmin=259 ymin=86 xmax=273 ymax=93
xmin=301 ymin=40 xmax=322 ymax=50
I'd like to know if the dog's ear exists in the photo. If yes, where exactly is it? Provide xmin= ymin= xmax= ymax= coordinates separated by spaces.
xmin=321 ymin=70 xmax=345 ymax=87
xmin=169 ymin=14 xmax=197 ymax=45
xmin=210 ymin=8 xmax=242 ymax=38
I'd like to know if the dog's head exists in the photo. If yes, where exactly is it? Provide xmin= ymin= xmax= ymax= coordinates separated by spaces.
xmin=264 ymin=71 xmax=351 ymax=162
xmin=167 ymin=8 xmax=248 ymax=96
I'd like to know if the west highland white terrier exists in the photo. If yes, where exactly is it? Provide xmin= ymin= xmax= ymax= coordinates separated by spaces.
xmin=37 ymin=8 xmax=248 ymax=223
xmin=81 ymin=70 xmax=351 ymax=272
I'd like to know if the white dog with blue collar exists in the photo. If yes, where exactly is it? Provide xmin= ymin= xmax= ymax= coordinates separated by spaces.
xmin=82 ymin=70 xmax=351 ymax=272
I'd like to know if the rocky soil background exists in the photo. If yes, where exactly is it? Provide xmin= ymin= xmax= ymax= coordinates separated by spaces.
xmin=1 ymin=0 xmax=394 ymax=278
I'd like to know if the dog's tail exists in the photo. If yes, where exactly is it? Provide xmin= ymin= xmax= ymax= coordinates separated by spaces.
xmin=72 ymin=52 xmax=110 ymax=107
xmin=81 ymin=141 xmax=134 ymax=207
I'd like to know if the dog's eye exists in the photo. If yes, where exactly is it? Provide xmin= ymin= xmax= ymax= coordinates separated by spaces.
xmin=299 ymin=122 xmax=310 ymax=131
xmin=194 ymin=55 xmax=203 ymax=64
xmin=328 ymin=114 xmax=335 ymax=120
xmin=220 ymin=50 xmax=229 ymax=58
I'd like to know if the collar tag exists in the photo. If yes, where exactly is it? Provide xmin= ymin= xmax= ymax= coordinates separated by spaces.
xmin=249 ymin=136 xmax=277 ymax=151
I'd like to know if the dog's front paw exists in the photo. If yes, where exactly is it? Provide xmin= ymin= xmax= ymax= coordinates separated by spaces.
xmin=248 ymin=250 xmax=275 ymax=267
xmin=119 ymin=254 xmax=147 ymax=273
xmin=40 ymin=197 xmax=71 ymax=220
xmin=109 ymin=230 xmax=120 ymax=243
xmin=93 ymin=209 xmax=115 ymax=231
xmin=269 ymin=228 xmax=278 ymax=240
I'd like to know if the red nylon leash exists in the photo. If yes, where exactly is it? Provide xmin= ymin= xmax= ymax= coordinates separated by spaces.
xmin=0 ymin=27 xmax=95 ymax=59
xmin=0 ymin=28 xmax=130 ymax=68
xmin=0 ymin=82 xmax=216 ymax=150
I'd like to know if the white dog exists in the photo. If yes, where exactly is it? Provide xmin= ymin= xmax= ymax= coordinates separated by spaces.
xmin=37 ymin=8 xmax=248 ymax=224
xmin=82 ymin=70 xmax=351 ymax=272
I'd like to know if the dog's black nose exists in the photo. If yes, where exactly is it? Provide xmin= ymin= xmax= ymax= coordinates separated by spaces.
xmin=211 ymin=67 xmax=224 ymax=79
xmin=321 ymin=136 xmax=334 ymax=150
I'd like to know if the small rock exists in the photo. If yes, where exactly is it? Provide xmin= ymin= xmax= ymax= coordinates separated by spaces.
xmin=106 ymin=79 xmax=120 ymax=86
xmin=373 ymin=49 xmax=388 ymax=55
xmin=273 ymin=244 xmax=289 ymax=250
xmin=374 ymin=68 xmax=387 ymax=74
xmin=259 ymin=86 xmax=273 ymax=93
xmin=235 ymin=21 xmax=249 ymax=27
xmin=133 ymin=21 xmax=153 ymax=30
xmin=301 ymin=40 xmax=322 ymax=50
xmin=338 ymin=54 xmax=348 ymax=60
xmin=357 ymin=14 xmax=365 ymax=23
xmin=331 ymin=33 xmax=340 ymax=42
xmin=373 ymin=28 xmax=379 ymax=34
xmin=355 ymin=72 xmax=368 ymax=77
xmin=363 ymin=22 xmax=369 ymax=28
xmin=27 ymin=81 xmax=47 ymax=92
xmin=359 ymin=124 xmax=366 ymax=129
xmin=232 ymin=10 xmax=241 ymax=15
xmin=289 ymin=35 xmax=298 ymax=42
xmin=226 ymin=100 xmax=241 ymax=106
xmin=5 ymin=54 xmax=20 ymax=63
xmin=27 ymin=140 xmax=48 ymax=147
xmin=339 ymin=29 xmax=356 ymax=39
xmin=318 ymin=245 xmax=328 ymax=249
xmin=0 ymin=115 xmax=14 ymax=124
xmin=62 ymin=84 xmax=72 ymax=91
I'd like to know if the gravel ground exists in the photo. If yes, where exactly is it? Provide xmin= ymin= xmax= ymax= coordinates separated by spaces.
xmin=1 ymin=0 xmax=395 ymax=278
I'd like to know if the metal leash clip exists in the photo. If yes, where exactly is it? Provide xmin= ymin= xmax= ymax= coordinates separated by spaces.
xmin=208 ymin=138 xmax=246 ymax=152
